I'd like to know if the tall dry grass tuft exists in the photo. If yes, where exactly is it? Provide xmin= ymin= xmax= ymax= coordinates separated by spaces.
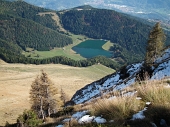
xmin=136 ymin=80 xmax=170 ymax=105
xmin=91 ymin=96 xmax=144 ymax=122
xmin=135 ymin=79 xmax=170 ymax=126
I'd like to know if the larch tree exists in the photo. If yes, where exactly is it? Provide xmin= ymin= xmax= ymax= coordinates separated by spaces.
xmin=60 ymin=87 xmax=69 ymax=107
xmin=145 ymin=22 xmax=165 ymax=67
xmin=30 ymin=70 xmax=58 ymax=119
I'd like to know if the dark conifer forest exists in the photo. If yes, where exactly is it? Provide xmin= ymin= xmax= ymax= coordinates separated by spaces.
xmin=0 ymin=0 xmax=170 ymax=70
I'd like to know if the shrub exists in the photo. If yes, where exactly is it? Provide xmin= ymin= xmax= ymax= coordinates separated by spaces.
xmin=17 ymin=110 xmax=42 ymax=127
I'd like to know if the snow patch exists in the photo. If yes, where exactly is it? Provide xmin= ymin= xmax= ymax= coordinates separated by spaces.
xmin=55 ymin=125 xmax=64 ymax=127
xmin=93 ymin=117 xmax=106 ymax=124
xmin=152 ymin=60 xmax=170 ymax=80
xmin=155 ymin=48 xmax=170 ymax=63
xmin=131 ymin=107 xmax=147 ymax=120
xmin=136 ymin=97 xmax=142 ymax=100
xmin=78 ymin=115 xmax=95 ymax=124
xmin=146 ymin=102 xmax=151 ymax=105
xmin=72 ymin=111 xmax=89 ymax=120
xmin=62 ymin=118 xmax=71 ymax=122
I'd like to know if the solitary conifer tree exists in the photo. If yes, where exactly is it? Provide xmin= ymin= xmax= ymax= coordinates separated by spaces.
xmin=30 ymin=70 xmax=58 ymax=119
xmin=145 ymin=22 xmax=165 ymax=67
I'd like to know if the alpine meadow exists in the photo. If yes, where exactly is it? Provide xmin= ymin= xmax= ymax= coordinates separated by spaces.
xmin=1 ymin=0 xmax=170 ymax=127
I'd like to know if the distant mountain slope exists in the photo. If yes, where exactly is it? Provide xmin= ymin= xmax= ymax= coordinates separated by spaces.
xmin=0 ymin=0 xmax=73 ymax=50
xmin=0 ymin=14 xmax=72 ymax=51
xmin=1 ymin=0 xmax=56 ymax=29
xmin=22 ymin=0 xmax=170 ymax=21
xmin=71 ymin=47 xmax=170 ymax=104
xmin=60 ymin=8 xmax=152 ymax=63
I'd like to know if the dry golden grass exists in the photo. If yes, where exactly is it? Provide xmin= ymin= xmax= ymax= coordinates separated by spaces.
xmin=91 ymin=96 xmax=144 ymax=122
xmin=0 ymin=60 xmax=114 ymax=126
xmin=135 ymin=80 xmax=170 ymax=126
xmin=136 ymin=80 xmax=170 ymax=105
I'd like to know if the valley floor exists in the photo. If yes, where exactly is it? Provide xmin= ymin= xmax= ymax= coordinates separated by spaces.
xmin=0 ymin=60 xmax=114 ymax=126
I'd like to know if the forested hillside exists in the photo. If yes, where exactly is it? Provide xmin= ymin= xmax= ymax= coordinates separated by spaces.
xmin=60 ymin=9 xmax=151 ymax=63
xmin=0 ymin=0 xmax=72 ymax=50
xmin=0 ymin=0 xmax=58 ymax=30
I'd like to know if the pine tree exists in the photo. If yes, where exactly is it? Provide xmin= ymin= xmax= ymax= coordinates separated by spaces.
xmin=30 ymin=70 xmax=58 ymax=119
xmin=145 ymin=22 xmax=165 ymax=67
xmin=17 ymin=110 xmax=42 ymax=127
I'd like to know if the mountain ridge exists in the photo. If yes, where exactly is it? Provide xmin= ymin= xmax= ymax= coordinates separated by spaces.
xmin=71 ymin=47 xmax=170 ymax=104
xmin=22 ymin=0 xmax=170 ymax=22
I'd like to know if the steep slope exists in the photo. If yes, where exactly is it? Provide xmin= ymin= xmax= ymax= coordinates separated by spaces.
xmin=71 ymin=47 xmax=170 ymax=104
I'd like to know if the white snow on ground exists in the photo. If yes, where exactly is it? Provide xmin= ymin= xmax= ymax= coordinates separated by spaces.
xmin=152 ymin=48 xmax=170 ymax=79
xmin=78 ymin=115 xmax=95 ymax=124
xmin=131 ymin=107 xmax=147 ymax=120
xmin=72 ymin=110 xmax=89 ymax=120
xmin=56 ymin=111 xmax=107 ymax=126
xmin=62 ymin=118 xmax=70 ymax=122
xmin=146 ymin=102 xmax=151 ymax=105
xmin=126 ymin=63 xmax=143 ymax=75
xmin=115 ymin=78 xmax=136 ymax=91
xmin=155 ymin=48 xmax=170 ymax=63
xmin=55 ymin=125 xmax=64 ymax=127
xmin=152 ymin=60 xmax=170 ymax=80
xmin=136 ymin=97 xmax=142 ymax=100
xmin=102 ymin=73 xmax=120 ymax=88
xmin=78 ymin=115 xmax=107 ymax=124
xmin=93 ymin=117 xmax=107 ymax=124
xmin=72 ymin=63 xmax=142 ymax=104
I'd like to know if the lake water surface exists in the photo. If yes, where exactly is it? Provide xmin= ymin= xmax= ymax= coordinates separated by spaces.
xmin=72 ymin=40 xmax=112 ymax=58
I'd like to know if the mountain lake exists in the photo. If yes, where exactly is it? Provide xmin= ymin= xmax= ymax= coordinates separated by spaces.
xmin=72 ymin=40 xmax=112 ymax=58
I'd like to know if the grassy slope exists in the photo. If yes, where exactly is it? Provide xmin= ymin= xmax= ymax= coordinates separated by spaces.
xmin=0 ymin=59 xmax=114 ymax=126
xmin=102 ymin=41 xmax=113 ymax=51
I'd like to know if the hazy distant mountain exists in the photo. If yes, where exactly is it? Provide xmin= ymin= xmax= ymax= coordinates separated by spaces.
xmin=23 ymin=0 xmax=170 ymax=21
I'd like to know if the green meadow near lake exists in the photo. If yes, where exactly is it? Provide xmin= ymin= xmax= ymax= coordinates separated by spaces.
xmin=72 ymin=40 xmax=112 ymax=58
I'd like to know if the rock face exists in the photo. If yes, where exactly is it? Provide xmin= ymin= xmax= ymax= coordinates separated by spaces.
xmin=71 ymin=48 xmax=170 ymax=104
